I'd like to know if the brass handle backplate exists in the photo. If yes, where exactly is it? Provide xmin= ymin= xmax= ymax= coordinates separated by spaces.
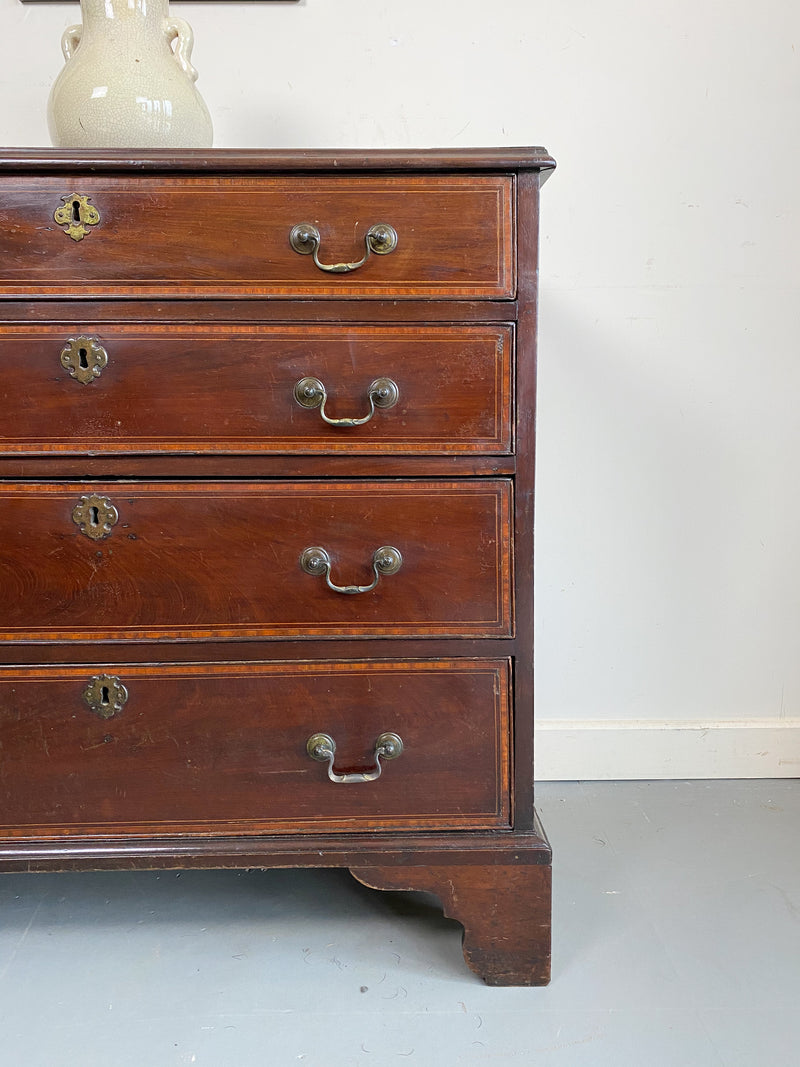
xmin=54 ymin=193 xmax=100 ymax=242
xmin=60 ymin=335 xmax=108 ymax=385
xmin=83 ymin=674 xmax=128 ymax=720
xmin=72 ymin=493 xmax=118 ymax=541
xmin=300 ymin=545 xmax=402 ymax=595
xmin=289 ymin=222 xmax=398 ymax=273
xmin=306 ymin=731 xmax=403 ymax=783
xmin=294 ymin=376 xmax=399 ymax=427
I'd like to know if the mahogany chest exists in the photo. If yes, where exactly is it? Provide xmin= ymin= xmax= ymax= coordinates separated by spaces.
xmin=0 ymin=147 xmax=554 ymax=985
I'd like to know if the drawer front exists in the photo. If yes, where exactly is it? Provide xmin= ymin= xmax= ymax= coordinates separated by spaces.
xmin=0 ymin=325 xmax=513 ymax=456
xmin=0 ymin=480 xmax=513 ymax=641
xmin=0 ymin=660 xmax=511 ymax=837
xmin=0 ymin=175 xmax=514 ymax=298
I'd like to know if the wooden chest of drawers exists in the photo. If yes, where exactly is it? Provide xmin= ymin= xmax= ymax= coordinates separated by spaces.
xmin=0 ymin=147 xmax=554 ymax=986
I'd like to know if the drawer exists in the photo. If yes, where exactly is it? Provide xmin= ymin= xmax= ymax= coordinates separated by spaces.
xmin=0 ymin=660 xmax=511 ymax=837
xmin=0 ymin=480 xmax=513 ymax=641
xmin=0 ymin=325 xmax=513 ymax=456
xmin=0 ymin=175 xmax=514 ymax=299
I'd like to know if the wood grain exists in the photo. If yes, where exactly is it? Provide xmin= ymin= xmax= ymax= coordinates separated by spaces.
xmin=0 ymin=659 xmax=510 ymax=837
xmin=352 ymin=861 xmax=552 ymax=985
xmin=0 ymin=146 xmax=556 ymax=174
xmin=0 ymin=324 xmax=512 ymax=455
xmin=0 ymin=175 xmax=513 ymax=299
xmin=0 ymin=480 xmax=513 ymax=641
xmin=0 ymin=827 xmax=551 ymax=871
xmin=0 ymin=147 xmax=555 ymax=986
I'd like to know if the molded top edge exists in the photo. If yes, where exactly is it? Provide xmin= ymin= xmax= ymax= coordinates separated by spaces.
xmin=0 ymin=146 xmax=556 ymax=174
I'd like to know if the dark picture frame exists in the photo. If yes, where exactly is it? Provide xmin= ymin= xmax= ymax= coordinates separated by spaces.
xmin=21 ymin=0 xmax=298 ymax=4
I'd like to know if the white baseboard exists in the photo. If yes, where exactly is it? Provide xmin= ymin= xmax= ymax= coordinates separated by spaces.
xmin=534 ymin=718 xmax=800 ymax=780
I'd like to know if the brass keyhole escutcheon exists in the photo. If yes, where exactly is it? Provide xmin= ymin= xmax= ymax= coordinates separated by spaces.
xmin=54 ymin=193 xmax=100 ymax=242
xmin=83 ymin=674 xmax=128 ymax=720
xmin=60 ymin=336 xmax=108 ymax=385
xmin=72 ymin=493 xmax=119 ymax=541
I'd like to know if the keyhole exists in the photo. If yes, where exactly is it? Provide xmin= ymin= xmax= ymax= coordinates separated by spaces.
xmin=72 ymin=199 xmax=81 ymax=223
xmin=79 ymin=347 xmax=89 ymax=369
xmin=89 ymin=505 xmax=99 ymax=526
xmin=100 ymin=686 xmax=110 ymax=706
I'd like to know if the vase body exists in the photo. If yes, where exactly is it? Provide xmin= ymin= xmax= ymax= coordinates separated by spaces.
xmin=47 ymin=0 xmax=213 ymax=149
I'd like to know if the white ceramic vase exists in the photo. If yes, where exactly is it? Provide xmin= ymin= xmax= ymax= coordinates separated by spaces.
xmin=47 ymin=0 xmax=213 ymax=149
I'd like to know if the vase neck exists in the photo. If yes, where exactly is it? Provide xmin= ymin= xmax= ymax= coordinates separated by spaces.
xmin=80 ymin=0 xmax=169 ymax=26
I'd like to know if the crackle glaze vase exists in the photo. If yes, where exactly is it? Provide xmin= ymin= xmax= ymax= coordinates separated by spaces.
xmin=48 ymin=0 xmax=213 ymax=149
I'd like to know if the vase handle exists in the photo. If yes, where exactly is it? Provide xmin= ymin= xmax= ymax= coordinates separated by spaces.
xmin=61 ymin=24 xmax=82 ymax=62
xmin=164 ymin=18 xmax=199 ymax=83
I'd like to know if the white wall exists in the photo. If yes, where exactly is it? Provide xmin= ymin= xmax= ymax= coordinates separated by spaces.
xmin=1 ymin=0 xmax=798 ymax=777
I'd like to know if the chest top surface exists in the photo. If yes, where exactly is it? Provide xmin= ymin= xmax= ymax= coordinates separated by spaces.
xmin=0 ymin=147 xmax=553 ymax=302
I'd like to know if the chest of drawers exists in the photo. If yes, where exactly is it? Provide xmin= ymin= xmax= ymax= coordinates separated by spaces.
xmin=0 ymin=147 xmax=554 ymax=985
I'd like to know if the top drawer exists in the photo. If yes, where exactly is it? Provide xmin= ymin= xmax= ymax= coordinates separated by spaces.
xmin=0 ymin=175 xmax=515 ymax=300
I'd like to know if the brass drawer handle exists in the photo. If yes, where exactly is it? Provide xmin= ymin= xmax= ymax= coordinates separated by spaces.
xmin=289 ymin=222 xmax=398 ymax=273
xmin=294 ymin=376 xmax=399 ymax=427
xmin=300 ymin=545 xmax=402 ymax=595
xmin=306 ymin=731 xmax=403 ymax=783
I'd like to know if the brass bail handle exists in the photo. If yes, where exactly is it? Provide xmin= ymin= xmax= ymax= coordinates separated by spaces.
xmin=300 ymin=545 xmax=402 ymax=595
xmin=294 ymin=376 xmax=399 ymax=427
xmin=306 ymin=731 xmax=404 ymax=784
xmin=289 ymin=222 xmax=398 ymax=274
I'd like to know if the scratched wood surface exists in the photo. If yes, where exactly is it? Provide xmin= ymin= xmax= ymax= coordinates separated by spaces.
xmin=0 ymin=480 xmax=512 ymax=641
xmin=353 ymin=861 xmax=552 ymax=986
xmin=0 ymin=324 xmax=513 ymax=455
xmin=0 ymin=175 xmax=514 ymax=299
xmin=0 ymin=147 xmax=555 ymax=172
xmin=0 ymin=149 xmax=553 ymax=985
xmin=0 ymin=660 xmax=510 ymax=836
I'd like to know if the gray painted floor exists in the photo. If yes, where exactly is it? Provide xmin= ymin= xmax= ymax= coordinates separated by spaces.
xmin=0 ymin=780 xmax=798 ymax=1066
